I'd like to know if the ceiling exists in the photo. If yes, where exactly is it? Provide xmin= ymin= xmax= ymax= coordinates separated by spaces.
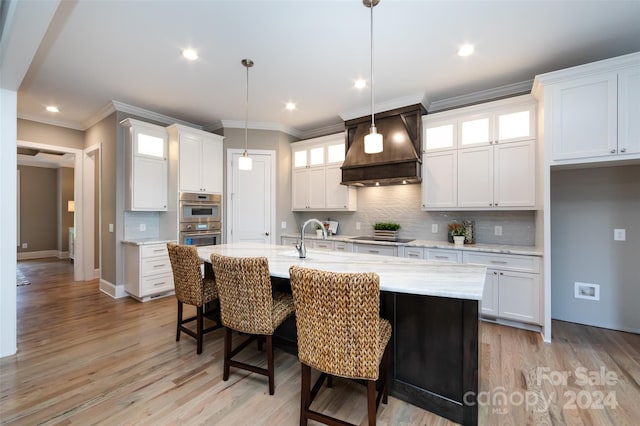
xmin=16 ymin=1 xmax=640 ymax=138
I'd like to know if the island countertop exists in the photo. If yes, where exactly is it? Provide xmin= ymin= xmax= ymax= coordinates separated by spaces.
xmin=198 ymin=242 xmax=486 ymax=300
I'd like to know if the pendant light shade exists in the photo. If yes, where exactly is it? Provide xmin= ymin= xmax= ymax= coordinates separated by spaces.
xmin=364 ymin=0 xmax=383 ymax=154
xmin=239 ymin=58 xmax=254 ymax=171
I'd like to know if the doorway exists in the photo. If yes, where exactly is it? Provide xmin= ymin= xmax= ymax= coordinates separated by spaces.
xmin=226 ymin=149 xmax=276 ymax=244
xmin=16 ymin=140 xmax=101 ymax=282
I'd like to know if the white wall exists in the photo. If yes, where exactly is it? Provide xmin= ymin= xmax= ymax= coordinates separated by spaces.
xmin=550 ymin=165 xmax=640 ymax=333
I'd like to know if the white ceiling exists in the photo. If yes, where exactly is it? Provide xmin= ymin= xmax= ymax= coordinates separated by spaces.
xmin=16 ymin=0 xmax=640 ymax=137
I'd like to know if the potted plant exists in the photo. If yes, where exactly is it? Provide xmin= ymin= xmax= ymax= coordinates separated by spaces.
xmin=315 ymin=223 xmax=323 ymax=237
xmin=448 ymin=223 xmax=466 ymax=245
xmin=373 ymin=222 xmax=401 ymax=241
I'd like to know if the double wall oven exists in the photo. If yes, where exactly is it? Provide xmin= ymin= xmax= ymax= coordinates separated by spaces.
xmin=179 ymin=192 xmax=222 ymax=247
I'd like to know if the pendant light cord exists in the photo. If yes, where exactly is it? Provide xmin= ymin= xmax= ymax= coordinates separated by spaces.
xmin=245 ymin=62 xmax=249 ymax=153
xmin=370 ymin=0 xmax=375 ymax=129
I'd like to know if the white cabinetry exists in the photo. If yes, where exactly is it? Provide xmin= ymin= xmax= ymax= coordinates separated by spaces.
xmin=121 ymin=118 xmax=168 ymax=211
xmin=124 ymin=243 xmax=174 ymax=301
xmin=291 ymin=134 xmax=356 ymax=211
xmin=533 ymin=55 xmax=640 ymax=163
xmin=168 ymin=124 xmax=223 ymax=194
xmin=463 ymin=251 xmax=541 ymax=325
xmin=425 ymin=248 xmax=461 ymax=263
xmin=422 ymin=95 xmax=536 ymax=210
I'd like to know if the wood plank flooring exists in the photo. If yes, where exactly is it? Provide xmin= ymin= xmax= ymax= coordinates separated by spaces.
xmin=2 ymin=258 xmax=638 ymax=425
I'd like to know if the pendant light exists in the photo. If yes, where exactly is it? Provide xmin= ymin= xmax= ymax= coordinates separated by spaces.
xmin=238 ymin=58 xmax=254 ymax=171
xmin=363 ymin=0 xmax=383 ymax=154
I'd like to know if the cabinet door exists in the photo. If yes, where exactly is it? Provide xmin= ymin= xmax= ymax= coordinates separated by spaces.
xmin=493 ymin=140 xmax=535 ymax=207
xmin=292 ymin=168 xmax=309 ymax=210
xmin=425 ymin=249 xmax=461 ymax=263
xmin=201 ymin=138 xmax=223 ymax=193
xmin=179 ymin=133 xmax=202 ymax=192
xmin=325 ymin=164 xmax=349 ymax=209
xmin=459 ymin=113 xmax=493 ymax=147
xmin=354 ymin=244 xmax=397 ymax=256
xmin=422 ymin=150 xmax=457 ymax=209
xmin=481 ymin=269 xmax=499 ymax=317
xmin=498 ymin=270 xmax=540 ymax=324
xmin=133 ymin=157 xmax=167 ymax=210
xmin=424 ymin=119 xmax=457 ymax=152
xmin=618 ymin=65 xmax=640 ymax=156
xmin=551 ymin=73 xmax=617 ymax=160
xmin=496 ymin=104 xmax=535 ymax=144
xmin=307 ymin=167 xmax=325 ymax=209
xmin=457 ymin=146 xmax=493 ymax=208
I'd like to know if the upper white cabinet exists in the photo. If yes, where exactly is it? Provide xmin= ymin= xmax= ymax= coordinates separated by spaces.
xmin=121 ymin=118 xmax=168 ymax=211
xmin=291 ymin=134 xmax=356 ymax=211
xmin=422 ymin=95 xmax=537 ymax=210
xmin=167 ymin=124 xmax=224 ymax=194
xmin=533 ymin=53 xmax=640 ymax=164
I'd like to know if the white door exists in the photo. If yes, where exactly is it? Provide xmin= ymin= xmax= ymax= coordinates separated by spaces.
xmin=227 ymin=150 xmax=275 ymax=244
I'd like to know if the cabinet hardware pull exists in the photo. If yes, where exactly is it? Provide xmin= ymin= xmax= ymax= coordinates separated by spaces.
xmin=369 ymin=250 xmax=379 ymax=253
xmin=621 ymin=148 xmax=626 ymax=153
xmin=264 ymin=232 xmax=270 ymax=236
xmin=153 ymin=264 xmax=166 ymax=268
xmin=610 ymin=149 xmax=616 ymax=153
xmin=490 ymin=260 xmax=508 ymax=264
xmin=435 ymin=255 xmax=447 ymax=259
xmin=153 ymin=282 xmax=166 ymax=286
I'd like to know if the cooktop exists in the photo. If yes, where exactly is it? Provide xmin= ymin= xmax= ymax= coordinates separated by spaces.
xmin=350 ymin=236 xmax=415 ymax=244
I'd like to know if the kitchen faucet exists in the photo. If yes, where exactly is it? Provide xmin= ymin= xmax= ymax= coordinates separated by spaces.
xmin=295 ymin=218 xmax=327 ymax=258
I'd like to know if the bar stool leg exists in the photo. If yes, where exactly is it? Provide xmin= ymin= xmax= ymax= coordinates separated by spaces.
xmin=367 ymin=380 xmax=376 ymax=426
xmin=196 ymin=306 xmax=204 ymax=354
xmin=223 ymin=328 xmax=232 ymax=381
xmin=300 ymin=363 xmax=311 ymax=426
xmin=176 ymin=301 xmax=183 ymax=341
xmin=267 ymin=335 xmax=274 ymax=395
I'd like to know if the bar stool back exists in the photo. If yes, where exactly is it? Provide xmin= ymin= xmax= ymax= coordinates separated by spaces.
xmin=289 ymin=265 xmax=392 ymax=426
xmin=211 ymin=253 xmax=295 ymax=395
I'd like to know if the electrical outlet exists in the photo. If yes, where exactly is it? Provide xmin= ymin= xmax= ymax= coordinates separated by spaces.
xmin=575 ymin=282 xmax=600 ymax=300
xmin=614 ymin=229 xmax=626 ymax=241
xmin=494 ymin=225 xmax=502 ymax=236
xmin=21 ymin=243 xmax=27 ymax=249
xmin=281 ymin=221 xmax=287 ymax=229
xmin=356 ymin=222 xmax=361 ymax=230
xmin=109 ymin=223 xmax=114 ymax=233
xmin=431 ymin=224 xmax=438 ymax=233
xmin=139 ymin=223 xmax=146 ymax=232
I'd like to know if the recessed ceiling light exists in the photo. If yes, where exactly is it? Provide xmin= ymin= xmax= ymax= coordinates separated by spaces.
xmin=182 ymin=48 xmax=198 ymax=60
xmin=285 ymin=102 xmax=296 ymax=111
xmin=354 ymin=79 xmax=367 ymax=89
xmin=46 ymin=106 xmax=59 ymax=113
xmin=457 ymin=44 xmax=475 ymax=57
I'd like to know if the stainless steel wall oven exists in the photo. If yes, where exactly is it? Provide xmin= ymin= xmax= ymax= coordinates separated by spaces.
xmin=178 ymin=192 xmax=222 ymax=246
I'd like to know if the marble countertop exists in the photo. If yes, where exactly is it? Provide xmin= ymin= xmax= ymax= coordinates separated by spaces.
xmin=281 ymin=234 xmax=543 ymax=256
xmin=121 ymin=238 xmax=176 ymax=246
xmin=198 ymin=243 xmax=486 ymax=301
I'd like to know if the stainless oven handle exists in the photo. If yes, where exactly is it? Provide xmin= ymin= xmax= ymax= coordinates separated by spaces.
xmin=181 ymin=231 xmax=221 ymax=237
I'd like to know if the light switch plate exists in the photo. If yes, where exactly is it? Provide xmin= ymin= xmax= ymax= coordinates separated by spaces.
xmin=614 ymin=229 xmax=626 ymax=241
xmin=139 ymin=223 xmax=146 ymax=232
xmin=109 ymin=223 xmax=114 ymax=233
xmin=494 ymin=225 xmax=502 ymax=236
xmin=431 ymin=224 xmax=438 ymax=233
xmin=281 ymin=221 xmax=287 ymax=229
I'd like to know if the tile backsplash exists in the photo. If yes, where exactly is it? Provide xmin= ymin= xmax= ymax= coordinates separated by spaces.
xmin=123 ymin=211 xmax=160 ymax=240
xmin=293 ymin=184 xmax=536 ymax=246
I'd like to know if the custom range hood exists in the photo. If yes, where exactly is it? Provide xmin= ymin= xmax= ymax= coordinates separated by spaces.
xmin=341 ymin=104 xmax=426 ymax=186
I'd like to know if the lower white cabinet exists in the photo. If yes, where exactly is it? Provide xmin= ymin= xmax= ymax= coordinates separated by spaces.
xmin=124 ymin=243 xmax=174 ymax=301
xmin=425 ymin=248 xmax=462 ymax=263
xmin=463 ymin=251 xmax=541 ymax=325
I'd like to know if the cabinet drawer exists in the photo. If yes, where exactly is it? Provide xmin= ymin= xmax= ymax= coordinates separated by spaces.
xmin=141 ymin=273 xmax=174 ymax=295
xmin=141 ymin=244 xmax=169 ymax=258
xmin=425 ymin=248 xmax=461 ymax=263
xmin=463 ymin=252 xmax=540 ymax=273
xmin=141 ymin=257 xmax=172 ymax=276
xmin=354 ymin=244 xmax=398 ymax=257
xmin=333 ymin=242 xmax=353 ymax=252
xmin=313 ymin=240 xmax=334 ymax=250
xmin=403 ymin=247 xmax=424 ymax=259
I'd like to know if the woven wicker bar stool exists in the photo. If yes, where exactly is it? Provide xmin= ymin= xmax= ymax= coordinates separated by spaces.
xmin=210 ymin=253 xmax=295 ymax=395
xmin=289 ymin=266 xmax=392 ymax=426
xmin=167 ymin=243 xmax=221 ymax=354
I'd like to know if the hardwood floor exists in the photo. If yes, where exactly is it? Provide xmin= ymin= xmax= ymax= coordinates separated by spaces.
xmin=2 ymin=259 xmax=638 ymax=425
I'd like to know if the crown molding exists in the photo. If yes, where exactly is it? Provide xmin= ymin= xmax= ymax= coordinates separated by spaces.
xmin=428 ymin=80 xmax=533 ymax=113
xmin=298 ymin=123 xmax=345 ymax=140
xmin=220 ymin=120 xmax=302 ymax=138
xmin=201 ymin=120 xmax=224 ymax=132
xmin=17 ymin=113 xmax=85 ymax=131
xmin=83 ymin=100 xmax=202 ymax=130
xmin=339 ymin=93 xmax=425 ymax=121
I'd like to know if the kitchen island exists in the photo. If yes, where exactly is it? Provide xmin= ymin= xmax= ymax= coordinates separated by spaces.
xmin=198 ymin=243 xmax=486 ymax=425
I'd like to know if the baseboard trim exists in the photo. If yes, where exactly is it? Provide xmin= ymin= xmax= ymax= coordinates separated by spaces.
xmin=17 ymin=250 xmax=60 ymax=260
xmin=99 ymin=279 xmax=128 ymax=299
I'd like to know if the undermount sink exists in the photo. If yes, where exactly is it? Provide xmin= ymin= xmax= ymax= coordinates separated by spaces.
xmin=350 ymin=236 xmax=415 ymax=243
